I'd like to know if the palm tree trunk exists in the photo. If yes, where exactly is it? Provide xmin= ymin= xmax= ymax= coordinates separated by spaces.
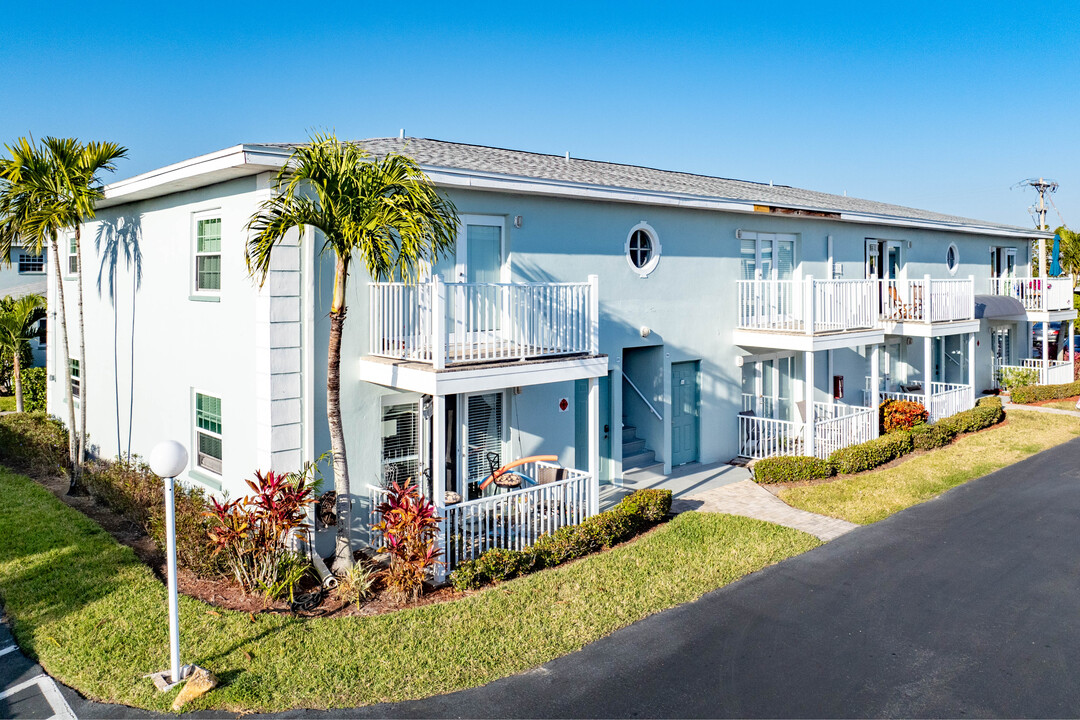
xmin=75 ymin=224 xmax=87 ymax=478
xmin=328 ymin=255 xmax=354 ymax=572
xmin=49 ymin=234 xmax=77 ymax=491
xmin=12 ymin=352 xmax=21 ymax=413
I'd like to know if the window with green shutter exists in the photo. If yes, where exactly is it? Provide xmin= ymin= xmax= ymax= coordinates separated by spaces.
xmin=195 ymin=392 xmax=222 ymax=474
xmin=195 ymin=217 xmax=221 ymax=292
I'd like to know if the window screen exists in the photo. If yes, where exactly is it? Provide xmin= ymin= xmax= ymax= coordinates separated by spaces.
xmin=195 ymin=392 xmax=222 ymax=474
xmin=381 ymin=400 xmax=420 ymax=486
xmin=466 ymin=392 xmax=503 ymax=482
xmin=196 ymin=218 xmax=222 ymax=291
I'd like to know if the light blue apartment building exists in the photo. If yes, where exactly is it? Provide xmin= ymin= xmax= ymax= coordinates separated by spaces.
xmin=51 ymin=138 xmax=1070 ymax=570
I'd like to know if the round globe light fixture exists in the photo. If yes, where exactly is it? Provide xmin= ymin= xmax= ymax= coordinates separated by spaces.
xmin=150 ymin=440 xmax=188 ymax=479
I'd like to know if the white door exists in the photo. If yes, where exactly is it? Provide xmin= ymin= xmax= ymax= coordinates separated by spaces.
xmin=431 ymin=216 xmax=507 ymax=348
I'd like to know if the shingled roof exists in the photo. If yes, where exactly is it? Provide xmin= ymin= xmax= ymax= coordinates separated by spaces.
xmin=254 ymin=137 xmax=1037 ymax=235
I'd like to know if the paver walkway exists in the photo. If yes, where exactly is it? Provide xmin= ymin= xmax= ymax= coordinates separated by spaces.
xmin=671 ymin=478 xmax=858 ymax=541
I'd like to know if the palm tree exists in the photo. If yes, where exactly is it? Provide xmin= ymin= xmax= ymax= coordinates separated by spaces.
xmin=0 ymin=137 xmax=126 ymax=488
xmin=246 ymin=134 xmax=457 ymax=571
xmin=0 ymin=294 xmax=45 ymax=411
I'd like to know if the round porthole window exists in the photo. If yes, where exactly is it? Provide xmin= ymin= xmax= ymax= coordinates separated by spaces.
xmin=946 ymin=243 xmax=959 ymax=275
xmin=625 ymin=222 xmax=661 ymax=277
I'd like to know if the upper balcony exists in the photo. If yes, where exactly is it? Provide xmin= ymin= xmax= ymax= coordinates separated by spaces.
xmin=360 ymin=275 xmax=607 ymax=394
xmin=734 ymin=276 xmax=976 ymax=350
xmin=987 ymin=277 xmax=1075 ymax=315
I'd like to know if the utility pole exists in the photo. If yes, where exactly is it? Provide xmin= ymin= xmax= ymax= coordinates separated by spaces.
xmin=1018 ymin=177 xmax=1059 ymax=277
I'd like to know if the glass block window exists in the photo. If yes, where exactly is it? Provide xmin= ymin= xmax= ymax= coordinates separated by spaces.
xmin=195 ymin=217 xmax=222 ymax=292
xmin=69 ymin=358 xmax=80 ymax=399
xmin=18 ymin=250 xmax=44 ymax=273
xmin=195 ymin=392 xmax=222 ymax=474
xmin=68 ymin=236 xmax=78 ymax=274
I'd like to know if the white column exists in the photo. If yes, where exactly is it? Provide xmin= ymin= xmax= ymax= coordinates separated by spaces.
xmin=968 ymin=332 xmax=977 ymax=408
xmin=432 ymin=276 xmax=446 ymax=370
xmin=803 ymin=276 xmax=815 ymax=336
xmin=587 ymin=376 xmax=601 ymax=516
xmin=870 ymin=344 xmax=880 ymax=439
xmin=923 ymin=337 xmax=933 ymax=412
xmin=923 ymin=274 xmax=933 ymax=323
xmin=1039 ymin=237 xmax=1047 ymax=279
xmin=588 ymin=274 xmax=600 ymax=356
xmin=804 ymin=350 xmax=815 ymax=458
xmin=1042 ymin=320 xmax=1049 ymax=383
xmin=431 ymin=393 xmax=447 ymax=582
xmin=1069 ymin=320 xmax=1075 ymax=374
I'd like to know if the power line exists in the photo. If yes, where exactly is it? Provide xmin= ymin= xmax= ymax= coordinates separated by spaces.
xmin=1015 ymin=177 xmax=1059 ymax=230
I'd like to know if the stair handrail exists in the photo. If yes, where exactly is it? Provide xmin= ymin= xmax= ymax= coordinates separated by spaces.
xmin=623 ymin=373 xmax=662 ymax=420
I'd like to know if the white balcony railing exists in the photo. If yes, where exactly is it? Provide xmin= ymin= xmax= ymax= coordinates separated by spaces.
xmin=996 ymin=358 xmax=1075 ymax=387
xmin=369 ymin=276 xmax=599 ymax=368
xmin=737 ymin=276 xmax=974 ymax=334
xmin=737 ymin=402 xmax=875 ymax=461
xmin=878 ymin=381 xmax=974 ymax=422
xmin=366 ymin=461 xmax=594 ymax=571
xmin=988 ymin=277 xmax=1075 ymax=312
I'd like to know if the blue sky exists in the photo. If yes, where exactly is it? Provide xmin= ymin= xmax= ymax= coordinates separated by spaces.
xmin=3 ymin=1 xmax=1077 ymax=228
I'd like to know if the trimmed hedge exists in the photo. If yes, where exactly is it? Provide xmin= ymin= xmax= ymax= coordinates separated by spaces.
xmin=19 ymin=366 xmax=46 ymax=413
xmin=936 ymin=402 xmax=1005 ymax=435
xmin=0 ymin=412 xmax=67 ymax=473
xmin=910 ymin=422 xmax=957 ymax=451
xmin=1009 ymin=380 xmax=1080 ymax=405
xmin=976 ymin=395 xmax=1003 ymax=408
xmin=828 ymin=431 xmax=914 ymax=475
xmin=449 ymin=488 xmax=672 ymax=591
xmin=753 ymin=456 xmax=834 ymax=484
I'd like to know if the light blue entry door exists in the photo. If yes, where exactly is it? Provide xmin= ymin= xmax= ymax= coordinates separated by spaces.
xmin=671 ymin=361 xmax=700 ymax=466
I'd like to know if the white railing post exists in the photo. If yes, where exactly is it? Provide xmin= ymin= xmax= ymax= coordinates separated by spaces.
xmin=804 ymin=276 xmax=815 ymax=335
xmin=923 ymin=274 xmax=932 ymax=323
xmin=432 ymin=276 xmax=446 ymax=370
xmin=870 ymin=344 xmax=880 ymax=439
xmin=588 ymin=274 xmax=599 ymax=356
xmin=968 ymin=275 xmax=975 ymax=319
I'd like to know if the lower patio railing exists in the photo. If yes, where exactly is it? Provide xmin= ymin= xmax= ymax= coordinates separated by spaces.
xmin=880 ymin=383 xmax=974 ymax=423
xmin=813 ymin=403 xmax=876 ymax=458
xmin=366 ymin=461 xmax=594 ymax=572
xmin=996 ymin=359 xmax=1075 ymax=387
xmin=737 ymin=414 xmax=804 ymax=460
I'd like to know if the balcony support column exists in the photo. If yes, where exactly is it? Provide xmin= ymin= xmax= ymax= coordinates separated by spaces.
xmin=1042 ymin=320 xmax=1049 ymax=383
xmin=1069 ymin=320 xmax=1075 ymax=373
xmin=432 ymin=276 xmax=446 ymax=370
xmin=923 ymin=337 xmax=933 ymax=413
xmin=968 ymin=332 xmax=977 ymax=409
xmin=924 ymin=274 xmax=933 ymax=323
xmin=870 ymin=344 xmax=880 ymax=439
xmin=587 ymin=375 xmax=601 ymax=517
xmin=431 ymin=393 xmax=447 ymax=583
xmin=803 ymin=350 xmax=815 ymax=458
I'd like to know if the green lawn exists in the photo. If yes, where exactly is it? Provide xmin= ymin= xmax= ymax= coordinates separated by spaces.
xmin=1035 ymin=399 xmax=1080 ymax=412
xmin=0 ymin=396 xmax=15 ymax=412
xmin=0 ymin=466 xmax=819 ymax=713
xmin=781 ymin=409 xmax=1080 ymax=524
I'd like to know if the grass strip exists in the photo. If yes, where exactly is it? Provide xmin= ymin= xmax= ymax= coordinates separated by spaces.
xmin=0 ymin=466 xmax=819 ymax=713
xmin=781 ymin=409 xmax=1080 ymax=524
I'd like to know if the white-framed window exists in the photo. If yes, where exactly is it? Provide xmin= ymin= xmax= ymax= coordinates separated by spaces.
xmin=194 ymin=214 xmax=222 ymax=293
xmin=625 ymin=222 xmax=661 ymax=277
xmin=946 ymin=243 xmax=959 ymax=275
xmin=381 ymin=395 xmax=422 ymax=487
xmin=739 ymin=231 xmax=797 ymax=280
xmin=69 ymin=358 xmax=80 ymax=399
xmin=18 ymin=249 xmax=44 ymax=274
xmin=67 ymin=235 xmax=78 ymax=275
xmin=194 ymin=392 xmax=223 ymax=475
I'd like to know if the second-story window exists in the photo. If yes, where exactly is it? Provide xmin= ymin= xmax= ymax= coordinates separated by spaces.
xmin=946 ymin=243 xmax=959 ymax=275
xmin=195 ymin=216 xmax=222 ymax=293
xmin=625 ymin=222 xmax=662 ymax=277
xmin=67 ymin=236 xmax=78 ymax=275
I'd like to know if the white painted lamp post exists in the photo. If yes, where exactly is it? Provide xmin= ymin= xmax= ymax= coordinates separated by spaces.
xmin=149 ymin=440 xmax=188 ymax=688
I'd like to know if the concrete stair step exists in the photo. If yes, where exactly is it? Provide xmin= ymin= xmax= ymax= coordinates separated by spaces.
xmin=622 ymin=438 xmax=646 ymax=456
xmin=623 ymin=450 xmax=657 ymax=470
xmin=622 ymin=425 xmax=637 ymax=443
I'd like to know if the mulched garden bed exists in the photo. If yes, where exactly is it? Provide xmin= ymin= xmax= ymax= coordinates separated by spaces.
xmin=29 ymin=468 xmax=465 ymax=618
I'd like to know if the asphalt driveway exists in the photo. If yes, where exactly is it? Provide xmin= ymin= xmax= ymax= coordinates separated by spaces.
xmin=5 ymin=436 xmax=1080 ymax=718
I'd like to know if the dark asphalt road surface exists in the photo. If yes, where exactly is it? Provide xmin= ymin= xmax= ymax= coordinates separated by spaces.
xmin=6 ymin=436 xmax=1080 ymax=718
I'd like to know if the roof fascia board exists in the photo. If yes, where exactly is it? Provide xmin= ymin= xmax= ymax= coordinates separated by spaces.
xmin=422 ymin=164 xmax=1045 ymax=240
xmin=99 ymin=144 xmax=291 ymax=208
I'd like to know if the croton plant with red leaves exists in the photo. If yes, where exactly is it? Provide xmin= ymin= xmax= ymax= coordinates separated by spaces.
xmin=373 ymin=479 xmax=443 ymax=602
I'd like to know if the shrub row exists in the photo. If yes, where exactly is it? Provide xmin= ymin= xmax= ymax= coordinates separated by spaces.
xmin=0 ymin=412 xmax=68 ymax=473
xmin=751 ymin=396 xmax=1007 ymax=483
xmin=82 ymin=458 xmax=223 ymax=577
xmin=449 ymin=488 xmax=672 ymax=591
xmin=752 ymin=456 xmax=834 ymax=484
xmin=1009 ymin=380 xmax=1080 ymax=405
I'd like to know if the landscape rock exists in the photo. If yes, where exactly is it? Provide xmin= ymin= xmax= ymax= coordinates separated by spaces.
xmin=171 ymin=666 xmax=217 ymax=711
